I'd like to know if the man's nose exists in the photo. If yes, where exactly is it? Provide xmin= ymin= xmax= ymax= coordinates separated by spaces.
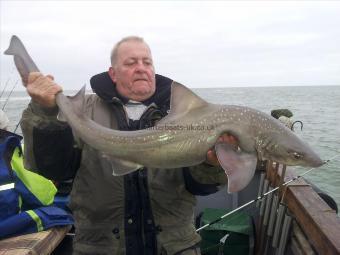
xmin=135 ymin=61 xmax=148 ymax=72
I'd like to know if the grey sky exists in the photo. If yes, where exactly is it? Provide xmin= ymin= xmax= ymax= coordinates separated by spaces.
xmin=1 ymin=0 xmax=339 ymax=90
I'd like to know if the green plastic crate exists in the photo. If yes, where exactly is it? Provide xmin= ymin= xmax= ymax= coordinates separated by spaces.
xmin=199 ymin=208 xmax=254 ymax=255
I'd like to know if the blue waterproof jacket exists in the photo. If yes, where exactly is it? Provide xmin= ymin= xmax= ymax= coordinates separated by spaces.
xmin=0 ymin=130 xmax=73 ymax=239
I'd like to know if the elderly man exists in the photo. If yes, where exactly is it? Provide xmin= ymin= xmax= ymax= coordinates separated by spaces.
xmin=21 ymin=36 xmax=234 ymax=255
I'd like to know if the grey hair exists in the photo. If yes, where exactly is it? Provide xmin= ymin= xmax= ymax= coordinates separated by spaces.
xmin=110 ymin=36 xmax=149 ymax=66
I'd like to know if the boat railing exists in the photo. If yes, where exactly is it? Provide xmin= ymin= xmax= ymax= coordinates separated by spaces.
xmin=256 ymin=161 xmax=340 ymax=255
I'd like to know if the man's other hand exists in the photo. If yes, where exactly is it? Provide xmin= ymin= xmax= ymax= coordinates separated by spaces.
xmin=205 ymin=133 xmax=238 ymax=166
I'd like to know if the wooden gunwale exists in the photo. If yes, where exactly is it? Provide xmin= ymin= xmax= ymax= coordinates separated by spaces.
xmin=0 ymin=226 xmax=71 ymax=255
xmin=267 ymin=163 xmax=340 ymax=255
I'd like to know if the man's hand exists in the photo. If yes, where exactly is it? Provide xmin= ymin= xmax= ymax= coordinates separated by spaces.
xmin=27 ymin=72 xmax=62 ymax=108
xmin=205 ymin=133 xmax=238 ymax=166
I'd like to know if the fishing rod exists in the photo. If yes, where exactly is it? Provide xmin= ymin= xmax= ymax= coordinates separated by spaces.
xmin=196 ymin=154 xmax=339 ymax=232
xmin=1 ymin=79 xmax=20 ymax=133
xmin=0 ymin=77 xmax=12 ymax=100
xmin=13 ymin=120 xmax=21 ymax=134
xmin=2 ymin=79 xmax=19 ymax=110
xmin=0 ymin=67 xmax=16 ymax=100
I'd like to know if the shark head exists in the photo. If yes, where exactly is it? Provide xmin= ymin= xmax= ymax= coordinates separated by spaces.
xmin=259 ymin=131 xmax=324 ymax=167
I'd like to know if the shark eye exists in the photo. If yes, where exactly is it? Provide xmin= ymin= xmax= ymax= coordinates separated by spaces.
xmin=292 ymin=152 xmax=303 ymax=160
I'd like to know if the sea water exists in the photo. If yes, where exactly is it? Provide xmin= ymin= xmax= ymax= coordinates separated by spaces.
xmin=1 ymin=86 xmax=339 ymax=208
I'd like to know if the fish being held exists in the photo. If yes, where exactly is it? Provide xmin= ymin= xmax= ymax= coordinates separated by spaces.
xmin=4 ymin=35 xmax=324 ymax=193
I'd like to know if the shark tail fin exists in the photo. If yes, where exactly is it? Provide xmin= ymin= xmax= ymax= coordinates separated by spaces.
xmin=4 ymin=35 xmax=22 ymax=55
xmin=4 ymin=35 xmax=40 ymax=86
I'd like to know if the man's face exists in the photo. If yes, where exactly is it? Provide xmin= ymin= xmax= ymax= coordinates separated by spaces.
xmin=109 ymin=40 xmax=156 ymax=101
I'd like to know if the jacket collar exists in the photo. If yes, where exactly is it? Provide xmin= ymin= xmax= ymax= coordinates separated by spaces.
xmin=90 ymin=72 xmax=173 ymax=108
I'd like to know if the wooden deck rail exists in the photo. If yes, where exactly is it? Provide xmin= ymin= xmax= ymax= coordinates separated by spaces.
xmin=268 ymin=163 xmax=340 ymax=255
xmin=0 ymin=226 xmax=71 ymax=255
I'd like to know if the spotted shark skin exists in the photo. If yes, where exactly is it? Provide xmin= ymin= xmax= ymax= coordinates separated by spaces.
xmin=5 ymin=35 xmax=324 ymax=193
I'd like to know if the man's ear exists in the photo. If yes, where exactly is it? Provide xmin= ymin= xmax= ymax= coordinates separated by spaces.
xmin=108 ymin=67 xmax=117 ymax=82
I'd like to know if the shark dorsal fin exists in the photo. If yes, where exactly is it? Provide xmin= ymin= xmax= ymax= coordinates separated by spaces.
xmin=168 ymin=82 xmax=208 ymax=116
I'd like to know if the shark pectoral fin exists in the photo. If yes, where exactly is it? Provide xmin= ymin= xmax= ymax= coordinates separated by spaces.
xmin=215 ymin=143 xmax=257 ymax=193
xmin=102 ymin=154 xmax=142 ymax=176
